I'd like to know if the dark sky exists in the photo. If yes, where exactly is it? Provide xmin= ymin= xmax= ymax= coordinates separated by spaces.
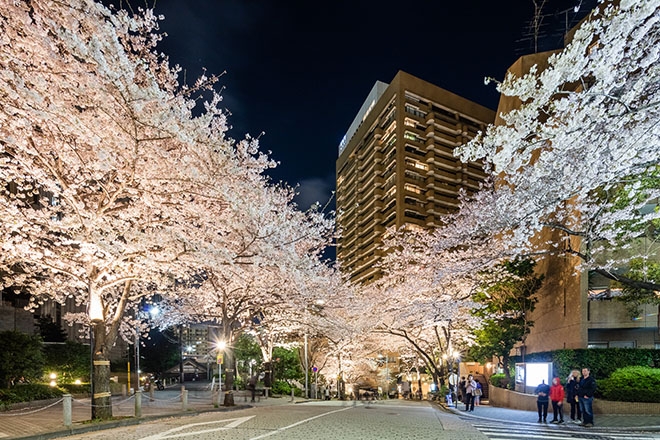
xmin=138 ymin=0 xmax=595 ymax=210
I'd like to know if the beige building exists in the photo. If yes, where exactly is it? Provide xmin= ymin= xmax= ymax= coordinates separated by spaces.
xmin=336 ymin=71 xmax=495 ymax=284
xmin=497 ymin=51 xmax=660 ymax=354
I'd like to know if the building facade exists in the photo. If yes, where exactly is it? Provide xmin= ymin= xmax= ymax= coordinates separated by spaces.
xmin=497 ymin=51 xmax=660 ymax=354
xmin=336 ymin=71 xmax=495 ymax=284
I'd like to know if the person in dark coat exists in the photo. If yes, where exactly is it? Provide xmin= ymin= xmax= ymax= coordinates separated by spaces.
xmin=577 ymin=367 xmax=597 ymax=427
xmin=535 ymin=380 xmax=550 ymax=423
xmin=565 ymin=370 xmax=582 ymax=423
xmin=458 ymin=376 xmax=466 ymax=405
xmin=247 ymin=375 xmax=257 ymax=402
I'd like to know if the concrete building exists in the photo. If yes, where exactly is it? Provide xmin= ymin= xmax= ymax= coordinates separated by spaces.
xmin=336 ymin=71 xmax=495 ymax=284
xmin=496 ymin=52 xmax=660 ymax=354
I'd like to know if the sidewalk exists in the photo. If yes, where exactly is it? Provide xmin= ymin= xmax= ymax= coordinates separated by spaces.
xmin=0 ymin=386 xmax=298 ymax=440
xmin=443 ymin=400 xmax=660 ymax=431
xmin=3 ymin=392 xmax=660 ymax=440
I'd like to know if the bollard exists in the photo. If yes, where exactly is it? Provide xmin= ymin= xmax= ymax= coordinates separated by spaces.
xmin=215 ymin=388 xmax=222 ymax=407
xmin=122 ymin=384 xmax=127 ymax=398
xmin=135 ymin=390 xmax=142 ymax=418
xmin=150 ymin=385 xmax=155 ymax=402
xmin=290 ymin=388 xmax=295 ymax=403
xmin=63 ymin=394 xmax=72 ymax=428
xmin=182 ymin=389 xmax=188 ymax=411
xmin=180 ymin=385 xmax=185 ymax=402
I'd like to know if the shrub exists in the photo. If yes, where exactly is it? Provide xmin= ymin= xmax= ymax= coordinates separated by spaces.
xmin=489 ymin=373 xmax=514 ymax=389
xmin=513 ymin=348 xmax=660 ymax=381
xmin=271 ymin=380 xmax=291 ymax=395
xmin=0 ymin=383 xmax=65 ymax=408
xmin=59 ymin=383 xmax=90 ymax=396
xmin=598 ymin=366 xmax=660 ymax=402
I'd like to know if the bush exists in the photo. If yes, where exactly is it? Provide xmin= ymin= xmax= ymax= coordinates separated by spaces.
xmin=271 ymin=380 xmax=291 ymax=395
xmin=0 ymin=383 xmax=65 ymax=408
xmin=598 ymin=366 xmax=660 ymax=402
xmin=490 ymin=373 xmax=514 ymax=389
xmin=59 ymin=383 xmax=90 ymax=396
xmin=514 ymin=348 xmax=660 ymax=382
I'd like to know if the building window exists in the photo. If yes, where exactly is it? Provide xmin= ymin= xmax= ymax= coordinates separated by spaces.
xmin=404 ymin=131 xmax=423 ymax=143
xmin=404 ymin=183 xmax=422 ymax=195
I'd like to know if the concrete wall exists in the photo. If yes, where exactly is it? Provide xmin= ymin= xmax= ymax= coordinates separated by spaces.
xmin=488 ymin=384 xmax=660 ymax=415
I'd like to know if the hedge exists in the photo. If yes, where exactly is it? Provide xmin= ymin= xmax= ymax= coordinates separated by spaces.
xmin=598 ymin=366 xmax=660 ymax=402
xmin=0 ymin=384 xmax=65 ymax=409
xmin=511 ymin=348 xmax=660 ymax=381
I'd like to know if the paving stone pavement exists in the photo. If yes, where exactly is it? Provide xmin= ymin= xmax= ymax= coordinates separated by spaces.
xmin=1 ymin=390 xmax=659 ymax=440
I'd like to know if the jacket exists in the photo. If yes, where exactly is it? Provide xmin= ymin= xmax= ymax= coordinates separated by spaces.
xmin=565 ymin=377 xmax=579 ymax=400
xmin=550 ymin=378 xmax=565 ymax=402
xmin=577 ymin=375 xmax=597 ymax=398
xmin=535 ymin=382 xmax=550 ymax=402
xmin=466 ymin=378 xmax=477 ymax=394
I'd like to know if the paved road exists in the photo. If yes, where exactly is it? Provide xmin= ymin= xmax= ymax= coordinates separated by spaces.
xmin=50 ymin=399 xmax=660 ymax=440
xmin=56 ymin=400 xmax=487 ymax=440
xmin=2 ymin=388 xmax=659 ymax=440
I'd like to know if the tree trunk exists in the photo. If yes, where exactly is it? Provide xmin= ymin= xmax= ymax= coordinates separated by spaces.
xmin=223 ymin=348 xmax=235 ymax=406
xmin=91 ymin=321 xmax=112 ymax=420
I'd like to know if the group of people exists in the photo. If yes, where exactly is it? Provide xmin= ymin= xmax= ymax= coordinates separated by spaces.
xmin=536 ymin=367 xmax=597 ymax=427
xmin=458 ymin=374 xmax=483 ymax=412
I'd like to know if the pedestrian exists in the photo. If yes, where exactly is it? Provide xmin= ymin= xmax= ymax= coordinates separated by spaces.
xmin=565 ymin=370 xmax=582 ymax=423
xmin=535 ymin=380 xmax=550 ymax=423
xmin=247 ymin=375 xmax=257 ymax=402
xmin=464 ymin=374 xmax=477 ymax=412
xmin=458 ymin=376 xmax=466 ymax=406
xmin=549 ymin=376 xmax=565 ymax=423
xmin=473 ymin=379 xmax=483 ymax=406
xmin=577 ymin=367 xmax=597 ymax=427
xmin=325 ymin=386 xmax=330 ymax=400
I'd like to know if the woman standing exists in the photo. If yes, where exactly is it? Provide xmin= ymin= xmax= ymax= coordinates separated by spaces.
xmin=465 ymin=374 xmax=477 ymax=412
xmin=565 ymin=370 xmax=582 ymax=423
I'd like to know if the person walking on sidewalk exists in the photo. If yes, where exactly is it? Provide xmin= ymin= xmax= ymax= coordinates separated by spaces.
xmin=577 ymin=367 xmax=597 ymax=427
xmin=549 ymin=376 xmax=565 ymax=423
xmin=464 ymin=374 xmax=477 ymax=412
xmin=566 ymin=370 xmax=582 ymax=423
xmin=535 ymin=380 xmax=550 ymax=423
xmin=247 ymin=375 xmax=257 ymax=402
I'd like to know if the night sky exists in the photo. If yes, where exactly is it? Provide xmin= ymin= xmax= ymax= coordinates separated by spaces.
xmin=125 ymin=0 xmax=596 ymax=209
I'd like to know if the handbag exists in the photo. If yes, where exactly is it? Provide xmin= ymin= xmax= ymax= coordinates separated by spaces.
xmin=474 ymin=388 xmax=482 ymax=396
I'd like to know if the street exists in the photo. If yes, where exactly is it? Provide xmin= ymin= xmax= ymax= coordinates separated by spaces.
xmin=57 ymin=400 xmax=481 ymax=440
xmin=56 ymin=399 xmax=660 ymax=440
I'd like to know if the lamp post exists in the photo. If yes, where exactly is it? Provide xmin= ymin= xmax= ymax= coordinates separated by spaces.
xmin=304 ymin=333 xmax=309 ymax=399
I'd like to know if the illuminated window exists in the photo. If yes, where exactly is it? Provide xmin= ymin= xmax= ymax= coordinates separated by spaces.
xmin=404 ymin=183 xmax=422 ymax=194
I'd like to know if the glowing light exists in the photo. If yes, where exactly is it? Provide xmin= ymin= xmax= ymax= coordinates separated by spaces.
xmin=74 ymin=379 xmax=82 ymax=385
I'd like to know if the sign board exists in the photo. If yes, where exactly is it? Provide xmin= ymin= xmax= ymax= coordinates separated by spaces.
xmin=217 ymin=353 xmax=224 ymax=365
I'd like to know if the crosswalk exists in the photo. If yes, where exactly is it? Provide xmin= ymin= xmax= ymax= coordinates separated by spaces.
xmin=469 ymin=420 xmax=660 ymax=440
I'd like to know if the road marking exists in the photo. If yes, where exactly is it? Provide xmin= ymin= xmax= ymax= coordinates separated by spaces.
xmin=139 ymin=415 xmax=255 ymax=440
xmin=249 ymin=406 xmax=354 ymax=440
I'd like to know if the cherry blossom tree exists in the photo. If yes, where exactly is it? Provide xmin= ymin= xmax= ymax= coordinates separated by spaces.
xmin=151 ymin=179 xmax=335 ymax=404
xmin=456 ymin=0 xmax=660 ymax=292
xmin=0 ymin=0 xmax=303 ymax=418
xmin=346 ymin=227 xmax=488 ymax=390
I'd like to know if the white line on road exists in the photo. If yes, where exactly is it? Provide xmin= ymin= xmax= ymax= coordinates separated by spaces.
xmin=248 ymin=406 xmax=354 ymax=440
xmin=139 ymin=415 xmax=255 ymax=440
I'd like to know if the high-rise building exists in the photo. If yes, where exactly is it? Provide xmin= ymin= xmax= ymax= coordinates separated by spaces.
xmin=336 ymin=71 xmax=495 ymax=284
